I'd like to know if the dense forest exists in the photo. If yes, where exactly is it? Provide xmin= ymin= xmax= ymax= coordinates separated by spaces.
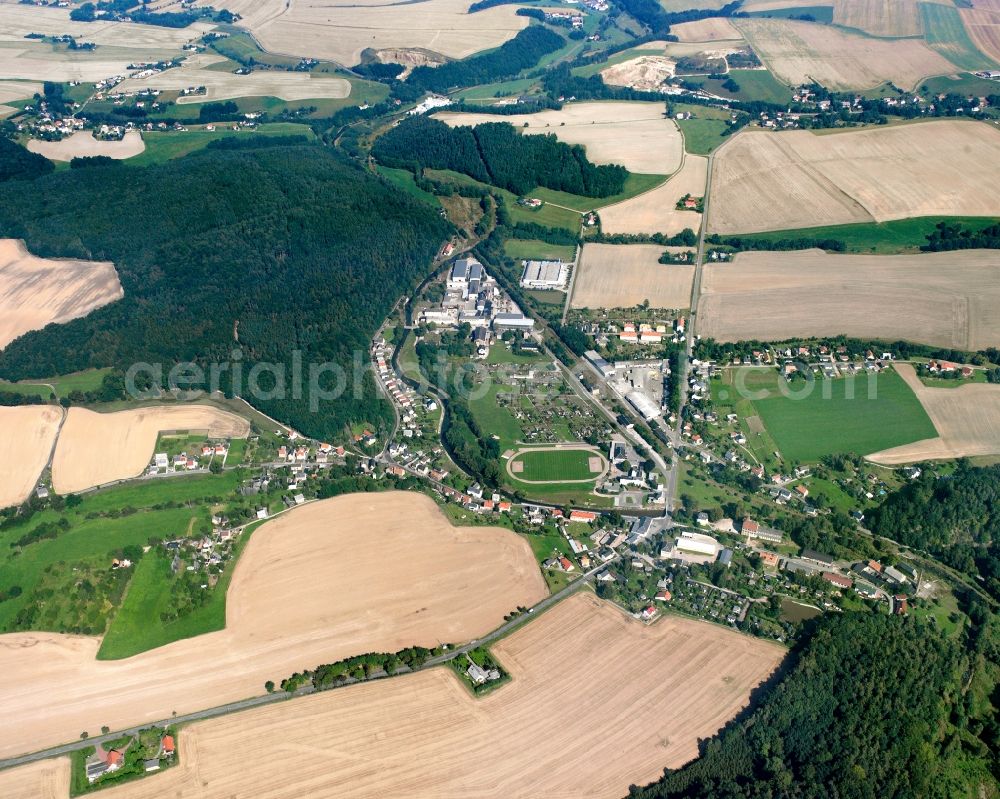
xmin=373 ymin=116 xmax=628 ymax=197
xmin=630 ymin=612 xmax=996 ymax=798
xmin=0 ymin=137 xmax=53 ymax=183
xmin=0 ymin=144 xmax=450 ymax=439
xmin=868 ymin=463 xmax=1000 ymax=600
xmin=408 ymin=26 xmax=564 ymax=93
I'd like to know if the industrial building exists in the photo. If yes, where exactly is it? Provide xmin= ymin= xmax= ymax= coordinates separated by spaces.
xmin=626 ymin=390 xmax=661 ymax=421
xmin=520 ymin=260 xmax=569 ymax=290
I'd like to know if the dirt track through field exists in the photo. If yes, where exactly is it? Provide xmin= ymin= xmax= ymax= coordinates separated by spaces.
xmin=697 ymin=249 xmax=1000 ymax=350
xmin=868 ymin=363 xmax=1000 ymax=463
xmin=34 ymin=593 xmax=784 ymax=799
xmin=0 ymin=492 xmax=546 ymax=759
xmin=51 ymin=405 xmax=250 ymax=494
xmin=0 ymin=405 xmax=62 ymax=510
xmin=708 ymin=120 xmax=1000 ymax=233
xmin=0 ymin=239 xmax=123 ymax=349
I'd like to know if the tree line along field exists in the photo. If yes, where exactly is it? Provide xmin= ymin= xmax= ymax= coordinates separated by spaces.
xmin=708 ymin=120 xmax=1000 ymax=235
xmin=8 ymin=593 xmax=783 ymax=799
xmin=0 ymin=492 xmax=547 ymax=759
xmin=711 ymin=367 xmax=937 ymax=463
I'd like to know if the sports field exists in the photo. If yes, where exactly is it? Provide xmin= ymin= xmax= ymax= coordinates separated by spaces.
xmin=715 ymin=367 xmax=937 ymax=462
xmin=508 ymin=446 xmax=606 ymax=483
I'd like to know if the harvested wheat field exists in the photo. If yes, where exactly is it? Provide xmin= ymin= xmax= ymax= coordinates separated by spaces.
xmin=869 ymin=364 xmax=1000 ymax=463
xmin=708 ymin=120 xmax=1000 ymax=234
xmin=671 ymin=16 xmax=743 ymax=41
xmin=572 ymin=243 xmax=694 ymax=309
xmin=601 ymin=154 xmax=708 ymax=236
xmin=436 ymin=102 xmax=683 ymax=175
xmin=740 ymin=0 xmax=925 ymax=37
xmin=51 ymin=405 xmax=250 ymax=494
xmin=206 ymin=0 xmax=527 ymax=65
xmin=0 ymin=78 xmax=39 ymax=104
xmin=601 ymin=55 xmax=675 ymax=90
xmin=697 ymin=249 xmax=1000 ymax=350
xmin=78 ymin=593 xmax=783 ymax=799
xmin=0 ymin=492 xmax=546 ymax=759
xmin=0 ymin=758 xmax=70 ymax=799
xmin=118 ymin=53 xmax=351 ymax=103
xmin=0 ymin=239 xmax=123 ymax=349
xmin=962 ymin=0 xmax=1000 ymax=63
xmin=27 ymin=129 xmax=145 ymax=161
xmin=733 ymin=17 xmax=953 ymax=89
xmin=0 ymin=405 xmax=62 ymax=510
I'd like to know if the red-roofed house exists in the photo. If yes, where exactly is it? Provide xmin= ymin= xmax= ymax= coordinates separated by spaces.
xmin=569 ymin=510 xmax=598 ymax=523
xmin=498 ymin=501 xmax=512 ymax=512
xmin=655 ymin=589 xmax=671 ymax=601
xmin=161 ymin=735 xmax=175 ymax=756
xmin=558 ymin=557 xmax=574 ymax=572
xmin=822 ymin=572 xmax=852 ymax=589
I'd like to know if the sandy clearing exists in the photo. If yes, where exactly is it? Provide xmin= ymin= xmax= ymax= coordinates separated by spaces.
xmin=601 ymin=154 xmax=707 ymax=236
xmin=118 ymin=64 xmax=351 ymax=103
xmin=436 ymin=102 xmax=683 ymax=175
xmin=708 ymin=120 xmax=1000 ymax=234
xmin=51 ymin=405 xmax=249 ymax=494
xmin=26 ymin=129 xmax=145 ymax=161
xmin=671 ymin=16 xmax=743 ymax=41
xmin=0 ymin=405 xmax=62 ymax=510
xmin=0 ymin=757 xmax=70 ymax=799
xmin=601 ymin=55 xmax=675 ymax=91
xmin=733 ymin=17 xmax=954 ymax=89
xmin=697 ymin=249 xmax=1000 ymax=350
xmin=0 ymin=492 xmax=547 ymax=759
xmin=0 ymin=239 xmax=123 ymax=350
xmin=572 ymin=243 xmax=695 ymax=309
xmin=207 ymin=0 xmax=529 ymax=65
xmin=868 ymin=363 xmax=1000 ymax=463
xmin=79 ymin=593 xmax=783 ymax=799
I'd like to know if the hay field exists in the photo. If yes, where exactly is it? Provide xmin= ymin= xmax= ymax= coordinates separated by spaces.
xmin=51 ymin=405 xmax=250 ymax=494
xmin=601 ymin=154 xmax=708 ymax=236
xmin=961 ymin=0 xmax=1000 ymax=63
xmin=740 ymin=0 xmax=925 ymax=37
xmin=0 ymin=78 xmax=40 ymax=104
xmin=733 ymin=17 xmax=954 ymax=89
xmin=0 ymin=239 xmax=123 ymax=350
xmin=869 ymin=364 xmax=1000 ymax=463
xmin=0 ymin=758 xmax=70 ymax=799
xmin=572 ymin=243 xmax=695 ymax=309
xmin=671 ymin=17 xmax=743 ymax=41
xmin=708 ymin=121 xmax=1000 ymax=234
xmin=117 ymin=54 xmax=351 ymax=103
xmin=0 ymin=405 xmax=62 ymax=510
xmin=436 ymin=102 xmax=683 ymax=175
xmin=27 ymin=129 xmax=145 ymax=161
xmin=697 ymin=249 xmax=1000 ymax=350
xmin=0 ymin=492 xmax=547 ymax=759
xmin=79 ymin=594 xmax=783 ymax=799
xmin=206 ymin=0 xmax=528 ymax=66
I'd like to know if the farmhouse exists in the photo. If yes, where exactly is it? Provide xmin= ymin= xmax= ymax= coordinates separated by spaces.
xmin=822 ymin=572 xmax=853 ymax=590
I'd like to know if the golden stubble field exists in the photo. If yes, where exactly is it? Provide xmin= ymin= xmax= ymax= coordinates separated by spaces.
xmin=869 ymin=363 xmax=1000 ymax=463
xmin=739 ymin=0 xmax=928 ymax=37
xmin=203 ymin=0 xmax=528 ymax=65
xmin=18 ymin=593 xmax=785 ymax=799
xmin=116 ymin=52 xmax=352 ymax=103
xmin=572 ymin=243 xmax=695 ymax=309
xmin=600 ymin=154 xmax=708 ymax=236
xmin=733 ymin=17 xmax=953 ymax=89
xmin=0 ymin=405 xmax=62 ymax=510
xmin=708 ymin=120 xmax=1000 ymax=234
xmin=436 ymin=102 xmax=684 ymax=175
xmin=962 ymin=0 xmax=1000 ymax=63
xmin=0 ymin=758 xmax=69 ymax=799
xmin=670 ymin=16 xmax=743 ymax=41
xmin=50 ymin=405 xmax=250 ymax=494
xmin=0 ymin=239 xmax=123 ymax=350
xmin=27 ymin=130 xmax=145 ymax=160
xmin=697 ymin=249 xmax=1000 ymax=350
xmin=0 ymin=492 xmax=547 ymax=760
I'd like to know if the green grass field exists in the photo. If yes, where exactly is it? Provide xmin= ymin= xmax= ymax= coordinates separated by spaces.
xmin=747 ymin=5 xmax=833 ymax=23
xmin=0 ymin=367 xmax=111 ymax=400
xmin=919 ymin=72 xmax=1000 ymax=97
xmin=455 ymin=76 xmax=542 ymax=101
xmin=719 ymin=368 xmax=937 ymax=463
xmin=469 ymin=384 xmax=524 ymax=451
xmin=673 ymin=103 xmax=733 ymax=155
xmin=376 ymin=166 xmax=439 ymax=206
xmin=530 ymin=172 xmax=667 ymax=211
xmin=722 ymin=216 xmax=1000 ymax=254
xmin=510 ymin=448 xmax=602 ymax=481
xmin=126 ymin=123 xmax=315 ymax=166
xmin=920 ymin=2 xmax=998 ymax=72
xmin=680 ymin=69 xmax=792 ymax=106
xmin=504 ymin=238 xmax=576 ymax=262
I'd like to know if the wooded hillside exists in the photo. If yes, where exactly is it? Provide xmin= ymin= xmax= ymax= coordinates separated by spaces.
xmin=0 ymin=145 xmax=450 ymax=439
